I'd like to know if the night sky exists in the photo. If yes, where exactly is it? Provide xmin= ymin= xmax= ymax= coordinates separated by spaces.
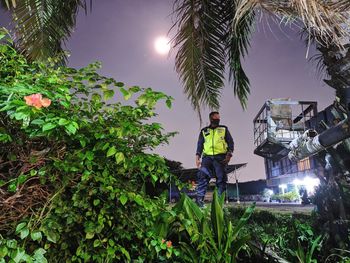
xmin=1 ymin=1 xmax=334 ymax=182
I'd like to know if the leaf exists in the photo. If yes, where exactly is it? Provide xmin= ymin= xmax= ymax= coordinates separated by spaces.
xmin=58 ymin=118 xmax=69 ymax=126
xmin=119 ymin=195 xmax=128 ymax=205
xmin=211 ymin=189 xmax=224 ymax=249
xmin=306 ymin=235 xmax=323 ymax=262
xmin=45 ymin=230 xmax=59 ymax=243
xmin=31 ymin=119 xmax=44 ymax=125
xmin=15 ymin=222 xmax=27 ymax=233
xmin=232 ymin=203 xmax=255 ymax=240
xmin=102 ymin=142 xmax=110 ymax=150
xmin=93 ymin=239 xmax=101 ymax=248
xmin=85 ymin=232 xmax=94 ymax=239
xmin=60 ymin=101 xmax=70 ymax=108
xmin=93 ymin=199 xmax=100 ymax=206
xmin=13 ymin=248 xmax=26 ymax=263
xmin=32 ymin=248 xmax=47 ymax=262
xmin=92 ymin=93 xmax=101 ymax=102
xmin=119 ymin=246 xmax=131 ymax=261
xmin=42 ymin=123 xmax=56 ymax=131
xmin=120 ymin=88 xmax=131 ymax=100
xmin=14 ymin=112 xmax=27 ymax=120
xmin=137 ymin=96 xmax=147 ymax=106
xmin=8 ymin=183 xmax=17 ymax=192
xmin=65 ymin=123 xmax=77 ymax=134
xmin=115 ymin=152 xmax=125 ymax=164
xmin=6 ymin=239 xmax=17 ymax=249
xmin=7 ymin=0 xmax=86 ymax=62
xmin=85 ymin=151 xmax=94 ymax=161
xmin=103 ymin=89 xmax=114 ymax=100
xmin=31 ymin=231 xmax=43 ymax=241
xmin=80 ymin=139 xmax=87 ymax=147
xmin=0 ymin=246 xmax=8 ymax=258
xmin=134 ymin=195 xmax=143 ymax=206
xmin=20 ymin=228 xmax=29 ymax=239
xmin=165 ymin=99 xmax=172 ymax=109
xmin=231 ymin=235 xmax=251 ymax=258
xmin=150 ymin=240 xmax=157 ymax=246
xmin=17 ymin=174 xmax=27 ymax=184
xmin=130 ymin=86 xmax=140 ymax=92
xmin=106 ymin=146 xmax=116 ymax=157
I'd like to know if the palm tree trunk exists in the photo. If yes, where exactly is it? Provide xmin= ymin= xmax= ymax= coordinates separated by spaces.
xmin=314 ymin=39 xmax=350 ymax=250
xmin=318 ymin=41 xmax=350 ymax=110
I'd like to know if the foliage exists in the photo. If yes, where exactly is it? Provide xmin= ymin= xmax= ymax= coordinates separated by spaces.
xmin=288 ymin=234 xmax=323 ymax=263
xmin=271 ymin=190 xmax=300 ymax=202
xmin=172 ymin=0 xmax=350 ymax=117
xmin=2 ymin=0 xmax=89 ymax=63
xmin=325 ymin=249 xmax=350 ymax=263
xmin=154 ymin=190 xmax=255 ymax=262
xmin=227 ymin=207 xmax=325 ymax=262
xmin=0 ymin=222 xmax=47 ymax=263
xmin=0 ymin=30 xmax=176 ymax=262
xmin=172 ymin=0 xmax=254 ymax=116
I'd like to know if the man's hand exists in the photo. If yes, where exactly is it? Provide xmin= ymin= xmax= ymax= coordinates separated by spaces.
xmin=196 ymin=155 xmax=201 ymax=168
xmin=222 ymin=153 xmax=232 ymax=165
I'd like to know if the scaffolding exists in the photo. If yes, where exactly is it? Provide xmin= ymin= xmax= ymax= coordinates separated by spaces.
xmin=253 ymin=99 xmax=317 ymax=160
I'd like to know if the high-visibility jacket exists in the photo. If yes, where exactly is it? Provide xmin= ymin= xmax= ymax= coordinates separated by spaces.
xmin=196 ymin=125 xmax=234 ymax=156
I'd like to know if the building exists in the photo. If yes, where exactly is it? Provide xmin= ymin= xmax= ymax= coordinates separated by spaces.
xmin=253 ymin=99 xmax=339 ymax=194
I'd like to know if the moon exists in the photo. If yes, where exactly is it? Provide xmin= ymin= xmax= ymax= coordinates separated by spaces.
xmin=154 ymin=36 xmax=170 ymax=55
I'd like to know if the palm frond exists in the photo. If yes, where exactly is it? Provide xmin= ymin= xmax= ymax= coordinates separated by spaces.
xmin=332 ymin=0 xmax=350 ymax=12
xmin=172 ymin=0 xmax=227 ymax=116
xmin=7 ymin=0 xmax=87 ymax=62
xmin=2 ymin=0 xmax=16 ymax=9
xmin=225 ymin=0 xmax=255 ymax=109
xmin=234 ymin=0 xmax=350 ymax=49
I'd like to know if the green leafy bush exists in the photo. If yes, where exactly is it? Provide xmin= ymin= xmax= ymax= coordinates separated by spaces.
xmin=271 ymin=190 xmax=300 ymax=202
xmin=0 ymin=28 xmax=176 ymax=262
xmin=153 ymin=190 xmax=255 ymax=262
xmin=227 ymin=207 xmax=324 ymax=262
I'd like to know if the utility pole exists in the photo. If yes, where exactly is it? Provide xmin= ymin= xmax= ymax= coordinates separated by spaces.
xmin=234 ymin=169 xmax=240 ymax=204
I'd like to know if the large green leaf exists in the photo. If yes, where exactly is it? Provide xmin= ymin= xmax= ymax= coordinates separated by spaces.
xmin=232 ymin=202 xmax=255 ymax=240
xmin=211 ymin=189 xmax=224 ymax=249
xmin=179 ymin=241 xmax=199 ymax=263
xmin=306 ymin=235 xmax=323 ymax=263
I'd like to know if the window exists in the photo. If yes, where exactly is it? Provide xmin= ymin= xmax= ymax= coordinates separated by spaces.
xmin=298 ymin=157 xmax=311 ymax=171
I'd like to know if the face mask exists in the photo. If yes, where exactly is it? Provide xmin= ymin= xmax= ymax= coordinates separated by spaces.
xmin=210 ymin=119 xmax=220 ymax=126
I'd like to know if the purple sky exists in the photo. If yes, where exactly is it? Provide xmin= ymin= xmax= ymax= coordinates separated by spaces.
xmin=1 ymin=1 xmax=334 ymax=182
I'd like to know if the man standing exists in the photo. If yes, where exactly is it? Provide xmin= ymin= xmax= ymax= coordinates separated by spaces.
xmin=195 ymin=112 xmax=234 ymax=206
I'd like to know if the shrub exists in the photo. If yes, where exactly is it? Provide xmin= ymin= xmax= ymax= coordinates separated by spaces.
xmin=0 ymin=28 xmax=176 ymax=262
xmin=153 ymin=191 xmax=255 ymax=262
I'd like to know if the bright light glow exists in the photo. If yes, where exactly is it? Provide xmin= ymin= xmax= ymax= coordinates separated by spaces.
xmin=293 ymin=177 xmax=320 ymax=194
xmin=293 ymin=179 xmax=302 ymax=186
xmin=304 ymin=176 xmax=320 ymax=194
xmin=267 ymin=189 xmax=273 ymax=195
xmin=154 ymin=36 xmax=170 ymax=55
